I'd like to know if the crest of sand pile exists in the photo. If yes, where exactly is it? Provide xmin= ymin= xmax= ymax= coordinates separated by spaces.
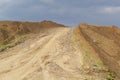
xmin=0 ymin=20 xmax=65 ymax=42
xmin=74 ymin=23 xmax=120 ymax=79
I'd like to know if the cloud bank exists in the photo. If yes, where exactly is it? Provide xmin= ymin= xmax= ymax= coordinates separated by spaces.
xmin=0 ymin=0 xmax=120 ymax=26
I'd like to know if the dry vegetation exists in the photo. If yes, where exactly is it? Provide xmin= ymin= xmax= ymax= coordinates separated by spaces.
xmin=0 ymin=20 xmax=65 ymax=51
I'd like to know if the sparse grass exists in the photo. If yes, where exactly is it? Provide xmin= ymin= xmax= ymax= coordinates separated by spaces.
xmin=0 ymin=34 xmax=30 ymax=52
xmin=106 ymin=71 xmax=116 ymax=80
xmin=78 ymin=40 xmax=104 ymax=67
xmin=0 ymin=41 xmax=9 ymax=45
xmin=72 ymin=27 xmax=107 ymax=70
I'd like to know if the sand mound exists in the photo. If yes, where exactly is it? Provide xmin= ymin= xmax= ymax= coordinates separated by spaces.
xmin=0 ymin=21 xmax=119 ymax=80
xmin=74 ymin=23 xmax=120 ymax=79
xmin=0 ymin=20 xmax=65 ymax=41
xmin=0 ymin=20 xmax=65 ymax=52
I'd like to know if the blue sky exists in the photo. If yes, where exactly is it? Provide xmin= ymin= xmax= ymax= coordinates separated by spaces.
xmin=0 ymin=0 xmax=120 ymax=27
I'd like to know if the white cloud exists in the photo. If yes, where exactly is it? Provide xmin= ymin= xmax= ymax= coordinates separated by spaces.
xmin=0 ymin=0 xmax=12 ymax=3
xmin=0 ymin=0 xmax=14 ymax=6
xmin=99 ymin=6 xmax=120 ymax=14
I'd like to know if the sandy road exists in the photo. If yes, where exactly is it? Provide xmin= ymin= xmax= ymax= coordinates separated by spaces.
xmin=0 ymin=27 xmax=74 ymax=80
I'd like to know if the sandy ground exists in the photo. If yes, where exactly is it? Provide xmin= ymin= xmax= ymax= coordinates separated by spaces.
xmin=0 ymin=24 xmax=119 ymax=80
xmin=0 ymin=28 xmax=105 ymax=80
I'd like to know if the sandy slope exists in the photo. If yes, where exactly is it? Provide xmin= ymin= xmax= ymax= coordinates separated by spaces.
xmin=0 ymin=27 xmax=105 ymax=80
xmin=0 ymin=27 xmax=71 ymax=80
xmin=74 ymin=23 xmax=120 ymax=80
xmin=0 ymin=22 xmax=120 ymax=80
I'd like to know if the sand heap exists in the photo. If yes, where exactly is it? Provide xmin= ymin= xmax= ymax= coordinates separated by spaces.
xmin=0 ymin=21 xmax=119 ymax=80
